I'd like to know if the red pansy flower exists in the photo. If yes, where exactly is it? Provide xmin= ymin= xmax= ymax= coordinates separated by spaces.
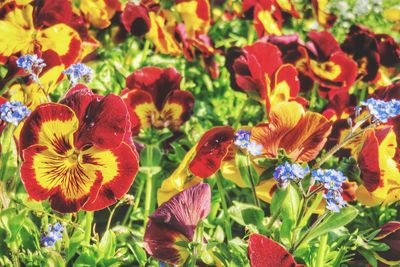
xmin=19 ymin=85 xmax=139 ymax=213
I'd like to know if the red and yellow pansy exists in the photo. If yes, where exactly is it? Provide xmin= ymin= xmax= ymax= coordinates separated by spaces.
xmin=122 ymin=67 xmax=195 ymax=135
xmin=19 ymin=85 xmax=139 ymax=213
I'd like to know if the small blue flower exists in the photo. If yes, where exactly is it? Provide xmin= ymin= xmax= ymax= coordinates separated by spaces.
xmin=247 ymin=141 xmax=263 ymax=156
xmin=41 ymin=222 xmax=64 ymax=248
xmin=362 ymin=98 xmax=400 ymax=123
xmin=323 ymin=190 xmax=346 ymax=213
xmin=234 ymin=129 xmax=251 ymax=149
xmin=312 ymin=169 xmax=347 ymax=191
xmin=63 ymin=63 xmax=93 ymax=84
xmin=274 ymin=162 xmax=309 ymax=187
xmin=16 ymin=54 xmax=46 ymax=73
xmin=0 ymin=101 xmax=30 ymax=126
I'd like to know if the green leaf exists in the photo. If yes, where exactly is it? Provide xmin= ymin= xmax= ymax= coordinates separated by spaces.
xmin=358 ymin=247 xmax=377 ymax=267
xmin=234 ymin=153 xmax=253 ymax=188
xmin=47 ymin=251 xmax=66 ymax=267
xmin=98 ymin=230 xmax=116 ymax=260
xmin=304 ymin=206 xmax=359 ymax=243
xmin=228 ymin=201 xmax=264 ymax=227
xmin=127 ymin=242 xmax=147 ymax=267
xmin=0 ymin=124 xmax=18 ymax=183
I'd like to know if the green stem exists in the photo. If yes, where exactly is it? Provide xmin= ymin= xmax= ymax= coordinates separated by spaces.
xmin=316 ymin=234 xmax=328 ymax=267
xmin=84 ymin=211 xmax=94 ymax=245
xmin=123 ymin=177 xmax=145 ymax=226
xmin=106 ymin=201 xmax=123 ymax=231
xmin=247 ymin=157 xmax=260 ymax=208
xmin=233 ymin=98 xmax=250 ymax=129
xmin=292 ymin=213 xmax=328 ymax=252
xmin=10 ymin=242 xmax=20 ymax=267
xmin=265 ymin=207 xmax=281 ymax=229
xmin=215 ymin=172 xmax=232 ymax=240
xmin=143 ymin=145 xmax=154 ymax=225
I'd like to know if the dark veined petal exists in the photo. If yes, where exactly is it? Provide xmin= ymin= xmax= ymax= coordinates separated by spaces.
xmin=160 ymin=90 xmax=195 ymax=131
xmin=358 ymin=129 xmax=381 ymax=192
xmin=121 ymin=3 xmax=150 ymax=36
xmin=189 ymin=126 xmax=235 ymax=178
xmin=144 ymin=183 xmax=211 ymax=265
xmin=248 ymin=234 xmax=301 ymax=267
xmin=82 ymin=142 xmax=139 ymax=211
xmin=375 ymin=221 xmax=400 ymax=264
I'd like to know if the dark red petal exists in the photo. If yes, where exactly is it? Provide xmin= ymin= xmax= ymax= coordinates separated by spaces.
xmin=189 ymin=126 xmax=235 ymax=178
xmin=121 ymin=3 xmax=150 ymax=36
xmin=358 ymin=130 xmax=381 ymax=192
xmin=307 ymin=31 xmax=340 ymax=60
xmin=248 ymin=234 xmax=299 ymax=267
xmin=125 ymin=67 xmax=181 ymax=110
xmin=74 ymin=94 xmax=129 ymax=149
xmin=35 ymin=0 xmax=73 ymax=27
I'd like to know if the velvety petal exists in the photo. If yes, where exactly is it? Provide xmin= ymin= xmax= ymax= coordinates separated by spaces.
xmin=82 ymin=142 xmax=139 ymax=211
xmin=244 ymin=41 xmax=283 ymax=78
xmin=189 ymin=126 xmax=235 ymax=178
xmin=248 ymin=234 xmax=299 ymax=267
xmin=125 ymin=67 xmax=182 ymax=110
xmin=307 ymin=31 xmax=340 ymax=60
xmin=145 ymin=183 xmax=211 ymax=265
xmin=376 ymin=34 xmax=400 ymax=67
xmin=21 ymin=145 xmax=103 ymax=213
xmin=122 ymin=89 xmax=158 ymax=131
xmin=121 ymin=3 xmax=150 ymax=36
xmin=74 ymin=94 xmax=129 ymax=150
xmin=376 ymin=221 xmax=400 ymax=264
xmin=35 ymin=0 xmax=73 ymax=27
xmin=160 ymin=90 xmax=195 ymax=130
xmin=19 ymin=103 xmax=79 ymax=153
xmin=37 ymin=23 xmax=82 ymax=67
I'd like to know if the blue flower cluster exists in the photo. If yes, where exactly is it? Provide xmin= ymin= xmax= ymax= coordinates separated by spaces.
xmin=361 ymin=98 xmax=400 ymax=123
xmin=312 ymin=169 xmax=347 ymax=212
xmin=0 ymin=101 xmax=30 ymax=126
xmin=273 ymin=161 xmax=309 ymax=187
xmin=234 ymin=129 xmax=263 ymax=156
xmin=63 ymin=63 xmax=93 ymax=84
xmin=40 ymin=222 xmax=64 ymax=248
xmin=16 ymin=54 xmax=46 ymax=73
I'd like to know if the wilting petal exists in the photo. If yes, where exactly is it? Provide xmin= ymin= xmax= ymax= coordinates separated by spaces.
xmin=145 ymin=183 xmax=211 ymax=265
xmin=37 ymin=23 xmax=82 ymax=66
xmin=248 ymin=234 xmax=300 ymax=267
xmin=19 ymin=103 xmax=79 ymax=153
xmin=280 ymin=111 xmax=332 ymax=162
xmin=0 ymin=4 xmax=35 ymax=57
xmin=82 ymin=142 xmax=139 ymax=211
xmin=160 ymin=91 xmax=195 ymax=130
xmin=121 ymin=3 xmax=151 ymax=36
xmin=189 ymin=126 xmax=235 ymax=178
xmin=73 ymin=94 xmax=129 ymax=149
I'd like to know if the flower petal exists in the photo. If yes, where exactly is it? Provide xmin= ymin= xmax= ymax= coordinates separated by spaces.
xmin=82 ymin=142 xmax=139 ymax=211
xmin=160 ymin=90 xmax=195 ymax=130
xmin=189 ymin=126 xmax=235 ymax=178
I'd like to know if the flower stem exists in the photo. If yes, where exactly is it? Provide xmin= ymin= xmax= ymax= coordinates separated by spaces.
xmin=84 ymin=211 xmax=94 ymax=245
xmin=247 ymin=157 xmax=260 ymax=208
xmin=233 ymin=98 xmax=250 ymax=129
xmin=143 ymin=145 xmax=154 ymax=226
xmin=292 ymin=212 xmax=328 ymax=252
xmin=10 ymin=242 xmax=20 ymax=267
xmin=215 ymin=172 xmax=232 ymax=240
xmin=316 ymin=234 xmax=328 ymax=267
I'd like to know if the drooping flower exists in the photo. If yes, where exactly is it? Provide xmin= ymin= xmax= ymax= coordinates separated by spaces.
xmin=19 ymin=85 xmax=139 ymax=213
xmin=63 ymin=63 xmax=93 ymax=85
xmin=361 ymin=98 xmax=400 ymax=123
xmin=144 ymin=183 xmax=211 ymax=266
xmin=274 ymin=162 xmax=309 ymax=187
xmin=41 ymin=222 xmax=64 ymax=248
xmin=157 ymin=126 xmax=234 ymax=204
xmin=248 ymin=234 xmax=303 ymax=267
xmin=122 ymin=67 xmax=195 ymax=135
xmin=375 ymin=221 xmax=400 ymax=266
xmin=0 ymin=101 xmax=30 ymax=126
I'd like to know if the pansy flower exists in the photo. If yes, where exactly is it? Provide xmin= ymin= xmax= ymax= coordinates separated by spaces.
xmin=248 ymin=234 xmax=304 ymax=267
xmin=311 ymin=0 xmax=337 ymax=28
xmin=226 ymin=40 xmax=301 ymax=113
xmin=0 ymin=1 xmax=82 ymax=66
xmin=144 ymin=183 xmax=211 ymax=266
xmin=157 ymin=126 xmax=234 ymax=204
xmin=77 ymin=0 xmax=121 ymax=29
xmin=19 ymin=85 xmax=139 ymax=213
xmin=375 ymin=221 xmax=400 ymax=266
xmin=242 ymin=0 xmax=299 ymax=38
xmin=122 ymin=67 xmax=195 ymax=135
